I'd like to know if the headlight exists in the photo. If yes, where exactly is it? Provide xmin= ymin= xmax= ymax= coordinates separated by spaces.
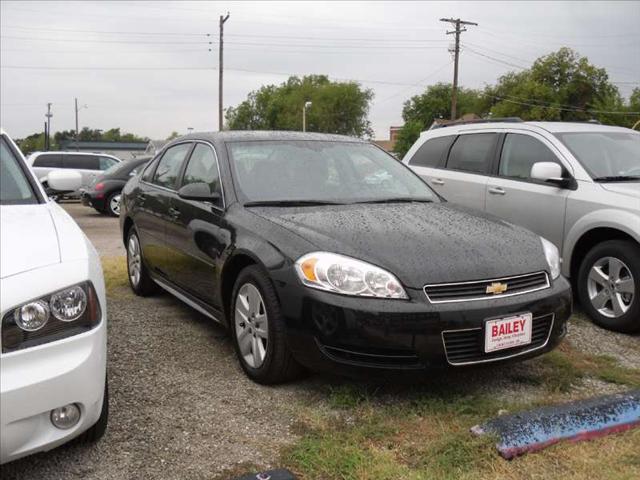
xmin=295 ymin=252 xmax=408 ymax=299
xmin=541 ymin=237 xmax=561 ymax=280
xmin=2 ymin=282 xmax=101 ymax=353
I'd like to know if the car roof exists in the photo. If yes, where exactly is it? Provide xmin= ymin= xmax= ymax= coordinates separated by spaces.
xmin=178 ymin=130 xmax=367 ymax=143
xmin=31 ymin=151 xmax=121 ymax=156
xmin=422 ymin=121 xmax=634 ymax=136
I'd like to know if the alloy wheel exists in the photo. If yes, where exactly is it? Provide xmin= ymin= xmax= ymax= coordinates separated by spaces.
xmin=127 ymin=234 xmax=142 ymax=287
xmin=109 ymin=194 xmax=121 ymax=215
xmin=235 ymin=283 xmax=269 ymax=368
xmin=587 ymin=256 xmax=635 ymax=318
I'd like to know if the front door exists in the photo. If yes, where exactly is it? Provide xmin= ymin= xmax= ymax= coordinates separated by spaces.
xmin=165 ymin=142 xmax=229 ymax=307
xmin=485 ymin=132 xmax=571 ymax=250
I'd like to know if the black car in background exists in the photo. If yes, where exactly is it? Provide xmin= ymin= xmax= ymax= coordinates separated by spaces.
xmin=82 ymin=156 xmax=150 ymax=216
xmin=119 ymin=132 xmax=571 ymax=384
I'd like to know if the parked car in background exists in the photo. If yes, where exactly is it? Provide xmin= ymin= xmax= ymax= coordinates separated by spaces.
xmin=120 ymin=131 xmax=571 ymax=384
xmin=403 ymin=120 xmax=640 ymax=333
xmin=0 ymin=130 xmax=108 ymax=463
xmin=27 ymin=151 xmax=122 ymax=199
xmin=81 ymin=156 xmax=150 ymax=216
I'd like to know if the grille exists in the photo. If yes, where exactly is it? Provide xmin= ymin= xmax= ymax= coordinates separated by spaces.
xmin=320 ymin=343 xmax=422 ymax=368
xmin=441 ymin=313 xmax=554 ymax=365
xmin=424 ymin=271 xmax=549 ymax=304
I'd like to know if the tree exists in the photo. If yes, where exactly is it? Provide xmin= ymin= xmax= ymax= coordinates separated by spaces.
xmin=225 ymin=75 xmax=374 ymax=137
xmin=485 ymin=48 xmax=635 ymax=126
xmin=166 ymin=131 xmax=180 ymax=141
xmin=394 ymin=83 xmax=485 ymax=157
xmin=15 ymin=132 xmax=49 ymax=155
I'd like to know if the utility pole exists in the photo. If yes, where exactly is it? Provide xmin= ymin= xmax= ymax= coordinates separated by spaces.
xmin=440 ymin=17 xmax=477 ymax=120
xmin=75 ymin=97 xmax=80 ymax=151
xmin=218 ymin=12 xmax=230 ymax=131
xmin=302 ymin=101 xmax=312 ymax=132
xmin=45 ymin=103 xmax=52 ymax=151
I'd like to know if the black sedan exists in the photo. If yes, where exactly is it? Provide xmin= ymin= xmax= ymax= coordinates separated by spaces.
xmin=119 ymin=132 xmax=571 ymax=384
xmin=82 ymin=156 xmax=150 ymax=216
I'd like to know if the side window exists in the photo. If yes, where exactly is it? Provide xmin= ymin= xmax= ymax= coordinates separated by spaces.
xmin=408 ymin=136 xmax=455 ymax=168
xmin=152 ymin=143 xmax=192 ymax=189
xmin=33 ymin=154 xmax=63 ymax=168
xmin=99 ymin=156 xmax=118 ymax=170
xmin=446 ymin=133 xmax=497 ymax=174
xmin=499 ymin=134 xmax=561 ymax=180
xmin=65 ymin=154 xmax=99 ymax=170
xmin=181 ymin=144 xmax=223 ymax=204
xmin=142 ymin=158 xmax=158 ymax=182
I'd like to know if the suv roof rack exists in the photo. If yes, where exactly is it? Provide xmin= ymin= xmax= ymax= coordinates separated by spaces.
xmin=429 ymin=117 xmax=523 ymax=130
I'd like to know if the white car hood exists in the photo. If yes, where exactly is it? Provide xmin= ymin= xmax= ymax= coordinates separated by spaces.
xmin=0 ymin=203 xmax=60 ymax=279
xmin=600 ymin=182 xmax=640 ymax=200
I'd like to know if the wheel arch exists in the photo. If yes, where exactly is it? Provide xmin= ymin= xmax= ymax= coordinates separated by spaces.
xmin=122 ymin=216 xmax=134 ymax=246
xmin=220 ymin=250 xmax=263 ymax=328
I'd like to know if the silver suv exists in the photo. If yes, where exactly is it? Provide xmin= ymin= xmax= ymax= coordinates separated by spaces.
xmin=403 ymin=121 xmax=640 ymax=332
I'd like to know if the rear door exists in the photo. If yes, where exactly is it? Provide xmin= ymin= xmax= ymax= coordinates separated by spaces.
xmin=406 ymin=134 xmax=456 ymax=192
xmin=437 ymin=132 xmax=498 ymax=210
xmin=165 ymin=142 xmax=228 ymax=307
xmin=485 ymin=132 xmax=571 ymax=249
xmin=64 ymin=154 xmax=100 ymax=188
xmin=135 ymin=142 xmax=193 ymax=276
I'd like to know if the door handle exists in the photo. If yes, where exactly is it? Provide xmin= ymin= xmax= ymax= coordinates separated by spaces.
xmin=431 ymin=178 xmax=445 ymax=186
xmin=488 ymin=186 xmax=506 ymax=195
xmin=168 ymin=207 xmax=181 ymax=219
xmin=137 ymin=193 xmax=147 ymax=202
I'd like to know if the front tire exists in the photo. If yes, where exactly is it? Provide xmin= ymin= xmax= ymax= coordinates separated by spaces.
xmin=76 ymin=380 xmax=108 ymax=444
xmin=230 ymin=265 xmax=303 ymax=384
xmin=126 ymin=227 xmax=158 ymax=296
xmin=106 ymin=191 xmax=122 ymax=217
xmin=577 ymin=240 xmax=640 ymax=333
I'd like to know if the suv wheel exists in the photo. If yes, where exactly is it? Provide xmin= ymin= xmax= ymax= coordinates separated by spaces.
xmin=106 ymin=191 xmax=122 ymax=217
xmin=126 ymin=227 xmax=158 ymax=296
xmin=578 ymin=240 xmax=640 ymax=333
xmin=230 ymin=265 xmax=303 ymax=384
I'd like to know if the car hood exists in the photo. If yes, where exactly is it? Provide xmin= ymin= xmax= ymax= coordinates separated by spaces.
xmin=0 ymin=204 xmax=61 ymax=279
xmin=599 ymin=182 xmax=640 ymax=200
xmin=250 ymin=202 xmax=548 ymax=287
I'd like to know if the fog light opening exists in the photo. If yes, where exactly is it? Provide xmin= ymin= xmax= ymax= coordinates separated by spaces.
xmin=50 ymin=404 xmax=81 ymax=430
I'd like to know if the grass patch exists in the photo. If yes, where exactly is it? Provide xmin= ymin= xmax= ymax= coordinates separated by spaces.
xmin=101 ymin=256 xmax=128 ymax=293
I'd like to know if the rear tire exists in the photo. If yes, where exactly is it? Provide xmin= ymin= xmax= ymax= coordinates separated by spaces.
xmin=230 ymin=265 xmax=304 ymax=384
xmin=577 ymin=240 xmax=640 ymax=333
xmin=76 ymin=380 xmax=108 ymax=444
xmin=126 ymin=227 xmax=158 ymax=296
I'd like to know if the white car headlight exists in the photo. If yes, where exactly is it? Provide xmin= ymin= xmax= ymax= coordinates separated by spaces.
xmin=541 ymin=237 xmax=561 ymax=280
xmin=295 ymin=252 xmax=408 ymax=299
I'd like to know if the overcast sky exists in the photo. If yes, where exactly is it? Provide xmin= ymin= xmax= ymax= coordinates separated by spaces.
xmin=1 ymin=0 xmax=638 ymax=140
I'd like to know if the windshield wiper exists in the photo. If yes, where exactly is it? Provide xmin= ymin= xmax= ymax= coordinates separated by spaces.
xmin=243 ymin=199 xmax=344 ymax=207
xmin=593 ymin=175 xmax=640 ymax=182
xmin=352 ymin=197 xmax=434 ymax=204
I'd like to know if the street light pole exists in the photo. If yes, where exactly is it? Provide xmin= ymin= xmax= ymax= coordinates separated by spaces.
xmin=302 ymin=101 xmax=312 ymax=132
xmin=74 ymin=98 xmax=88 ymax=151
xmin=45 ymin=103 xmax=52 ymax=151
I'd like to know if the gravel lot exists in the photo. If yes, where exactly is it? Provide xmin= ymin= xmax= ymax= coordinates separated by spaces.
xmin=2 ymin=202 xmax=638 ymax=479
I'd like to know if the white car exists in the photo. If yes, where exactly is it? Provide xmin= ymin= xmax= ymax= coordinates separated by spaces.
xmin=0 ymin=130 xmax=108 ymax=463
xmin=27 ymin=151 xmax=122 ymax=198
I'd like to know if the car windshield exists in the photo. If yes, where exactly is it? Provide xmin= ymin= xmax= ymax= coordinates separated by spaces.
xmin=227 ymin=140 xmax=438 ymax=204
xmin=555 ymin=131 xmax=640 ymax=180
xmin=0 ymin=136 xmax=39 ymax=205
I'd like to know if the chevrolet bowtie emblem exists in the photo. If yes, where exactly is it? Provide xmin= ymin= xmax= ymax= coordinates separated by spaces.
xmin=486 ymin=282 xmax=508 ymax=295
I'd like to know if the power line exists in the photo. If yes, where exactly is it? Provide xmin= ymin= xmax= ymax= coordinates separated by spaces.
xmin=490 ymin=95 xmax=639 ymax=116
xmin=377 ymin=61 xmax=454 ymax=104
xmin=1 ymin=35 xmax=211 ymax=45
xmin=1 ymin=25 xmax=211 ymax=36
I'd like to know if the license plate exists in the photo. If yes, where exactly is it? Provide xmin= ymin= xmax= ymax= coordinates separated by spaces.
xmin=484 ymin=313 xmax=532 ymax=353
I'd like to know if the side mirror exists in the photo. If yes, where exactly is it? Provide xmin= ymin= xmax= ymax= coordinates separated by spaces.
xmin=530 ymin=162 xmax=577 ymax=190
xmin=178 ymin=182 xmax=220 ymax=202
xmin=46 ymin=170 xmax=83 ymax=192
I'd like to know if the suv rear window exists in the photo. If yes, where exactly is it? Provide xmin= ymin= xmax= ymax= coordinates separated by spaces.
xmin=446 ymin=133 xmax=497 ymax=174
xmin=32 ymin=154 xmax=63 ymax=168
xmin=65 ymin=154 xmax=99 ymax=170
xmin=408 ymin=136 xmax=455 ymax=168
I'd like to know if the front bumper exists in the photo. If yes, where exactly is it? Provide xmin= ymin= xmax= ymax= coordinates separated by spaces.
xmin=277 ymin=274 xmax=571 ymax=375
xmin=0 ymin=325 xmax=106 ymax=464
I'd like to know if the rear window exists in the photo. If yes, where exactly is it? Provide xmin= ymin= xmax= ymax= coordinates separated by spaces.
xmin=446 ymin=133 xmax=497 ymax=174
xmin=408 ymin=136 xmax=455 ymax=168
xmin=64 ymin=154 xmax=100 ymax=170
xmin=32 ymin=153 xmax=63 ymax=168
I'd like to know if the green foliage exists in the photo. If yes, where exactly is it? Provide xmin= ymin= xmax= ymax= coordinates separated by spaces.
xmin=15 ymin=132 xmax=50 ymax=155
xmin=53 ymin=127 xmax=148 ymax=144
xmin=225 ymin=75 xmax=374 ymax=137
xmin=166 ymin=131 xmax=180 ymax=141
